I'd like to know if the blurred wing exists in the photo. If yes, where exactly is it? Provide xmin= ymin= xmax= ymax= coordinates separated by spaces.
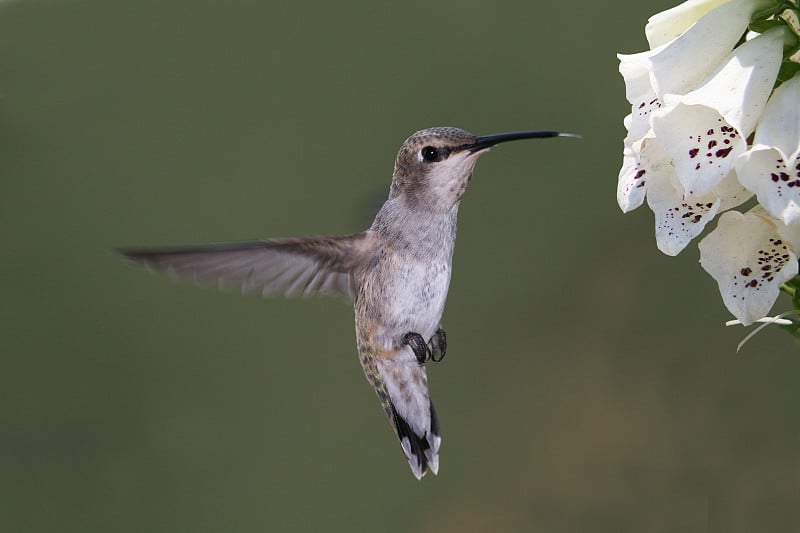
xmin=120 ymin=233 xmax=369 ymax=299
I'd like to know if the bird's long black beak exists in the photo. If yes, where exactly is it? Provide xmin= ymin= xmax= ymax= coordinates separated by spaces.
xmin=466 ymin=130 xmax=580 ymax=153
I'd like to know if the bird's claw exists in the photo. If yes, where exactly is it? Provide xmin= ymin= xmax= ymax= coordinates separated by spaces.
xmin=402 ymin=332 xmax=430 ymax=364
xmin=429 ymin=328 xmax=446 ymax=362
xmin=402 ymin=328 xmax=447 ymax=364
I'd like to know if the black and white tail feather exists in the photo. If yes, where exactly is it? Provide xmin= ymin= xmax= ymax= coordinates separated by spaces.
xmin=372 ymin=349 xmax=441 ymax=479
xmin=391 ymin=402 xmax=440 ymax=479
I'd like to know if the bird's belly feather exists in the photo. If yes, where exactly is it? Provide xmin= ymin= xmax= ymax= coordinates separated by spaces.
xmin=359 ymin=258 xmax=451 ymax=350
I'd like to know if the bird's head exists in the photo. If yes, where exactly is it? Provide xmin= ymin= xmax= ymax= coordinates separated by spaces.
xmin=390 ymin=126 xmax=574 ymax=210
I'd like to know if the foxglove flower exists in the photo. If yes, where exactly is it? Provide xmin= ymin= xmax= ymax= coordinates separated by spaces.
xmin=648 ymin=0 xmax=772 ymax=97
xmin=645 ymin=0 xmax=740 ymax=48
xmin=617 ymin=0 xmax=800 ymax=332
xmin=647 ymin=162 xmax=751 ymax=255
xmin=616 ymin=0 xmax=772 ymax=212
xmin=617 ymin=0 xmax=760 ymax=146
xmin=736 ymin=75 xmax=800 ymax=225
xmin=617 ymin=132 xmax=658 ymax=212
xmin=699 ymin=209 xmax=799 ymax=325
xmin=651 ymin=28 xmax=784 ymax=196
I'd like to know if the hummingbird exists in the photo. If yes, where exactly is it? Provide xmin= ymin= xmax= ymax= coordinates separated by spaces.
xmin=121 ymin=127 xmax=576 ymax=479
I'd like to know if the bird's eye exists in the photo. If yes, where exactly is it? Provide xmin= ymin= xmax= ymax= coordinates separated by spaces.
xmin=420 ymin=146 xmax=446 ymax=163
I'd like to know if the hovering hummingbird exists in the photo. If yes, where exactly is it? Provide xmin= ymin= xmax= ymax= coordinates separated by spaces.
xmin=121 ymin=127 xmax=576 ymax=479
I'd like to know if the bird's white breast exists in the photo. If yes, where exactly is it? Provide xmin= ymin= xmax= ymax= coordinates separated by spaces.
xmin=387 ymin=257 xmax=451 ymax=340
xmin=361 ymin=201 xmax=458 ymax=349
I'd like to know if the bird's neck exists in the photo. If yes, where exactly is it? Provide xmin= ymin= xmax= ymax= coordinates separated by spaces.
xmin=371 ymin=196 xmax=458 ymax=260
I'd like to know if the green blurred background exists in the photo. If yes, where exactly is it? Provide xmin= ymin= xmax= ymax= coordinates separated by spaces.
xmin=3 ymin=0 xmax=800 ymax=531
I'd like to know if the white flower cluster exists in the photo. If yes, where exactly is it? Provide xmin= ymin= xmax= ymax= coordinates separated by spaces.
xmin=618 ymin=0 xmax=800 ymax=326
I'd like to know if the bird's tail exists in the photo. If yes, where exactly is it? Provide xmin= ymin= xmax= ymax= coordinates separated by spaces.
xmin=358 ymin=347 xmax=441 ymax=479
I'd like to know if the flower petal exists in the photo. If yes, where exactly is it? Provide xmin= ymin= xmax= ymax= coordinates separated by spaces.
xmin=618 ymin=139 xmax=649 ymax=212
xmin=648 ymin=0 xmax=769 ymax=98
xmin=769 ymin=204 xmax=800 ymax=250
xmin=645 ymin=0 xmax=732 ymax=49
xmin=618 ymin=50 xmax=664 ymax=142
xmin=699 ymin=210 xmax=798 ymax=325
xmin=750 ymin=74 xmax=800 ymax=159
xmin=714 ymin=168 xmax=753 ymax=210
xmin=647 ymin=169 xmax=750 ymax=256
xmin=737 ymin=145 xmax=800 ymax=225
xmin=652 ymin=102 xmax=747 ymax=195
xmin=618 ymin=133 xmax=673 ymax=212
xmin=735 ymin=76 xmax=800 ymax=224
xmin=647 ymin=163 xmax=721 ymax=256
xmin=677 ymin=28 xmax=784 ymax=135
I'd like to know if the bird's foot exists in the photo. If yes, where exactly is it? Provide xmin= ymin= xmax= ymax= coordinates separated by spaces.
xmin=402 ymin=332 xmax=430 ymax=364
xmin=428 ymin=328 xmax=446 ymax=362
xmin=402 ymin=329 xmax=447 ymax=364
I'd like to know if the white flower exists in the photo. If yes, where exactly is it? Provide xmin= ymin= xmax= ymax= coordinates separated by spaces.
xmin=617 ymin=0 xmax=800 ymax=335
xmin=647 ymin=167 xmax=722 ymax=256
xmin=617 ymin=134 xmax=647 ymax=212
xmin=648 ymin=0 xmax=772 ymax=98
xmin=616 ymin=0 xmax=775 ymax=214
xmin=647 ymin=159 xmax=751 ymax=255
xmin=617 ymin=0 xmax=762 ymax=146
xmin=618 ymin=50 xmax=664 ymax=144
xmin=736 ymin=75 xmax=800 ymax=225
xmin=651 ymin=28 xmax=785 ymax=196
xmin=617 ymin=131 xmax=662 ymax=212
xmin=645 ymin=0 xmax=736 ymax=48
xmin=699 ymin=210 xmax=799 ymax=325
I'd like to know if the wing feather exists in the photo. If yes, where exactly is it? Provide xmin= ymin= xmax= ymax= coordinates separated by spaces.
xmin=120 ymin=234 xmax=369 ymax=299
